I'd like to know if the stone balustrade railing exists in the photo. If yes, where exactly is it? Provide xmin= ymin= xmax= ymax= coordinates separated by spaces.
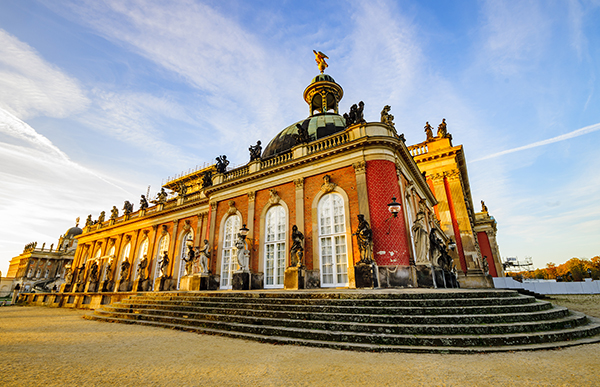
xmin=408 ymin=143 xmax=428 ymax=156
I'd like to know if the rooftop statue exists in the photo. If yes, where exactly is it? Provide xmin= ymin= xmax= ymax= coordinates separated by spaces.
xmin=313 ymin=50 xmax=329 ymax=73
xmin=110 ymin=206 xmax=119 ymax=219
xmin=424 ymin=121 xmax=434 ymax=140
xmin=98 ymin=211 xmax=105 ymax=223
xmin=154 ymin=187 xmax=168 ymax=204
xmin=215 ymin=155 xmax=229 ymax=174
xmin=481 ymin=200 xmax=489 ymax=213
xmin=123 ymin=200 xmax=134 ymax=215
xmin=344 ymin=101 xmax=366 ymax=127
xmin=139 ymin=195 xmax=149 ymax=210
xmin=437 ymin=118 xmax=448 ymax=138
xmin=294 ymin=123 xmax=310 ymax=145
xmin=175 ymin=182 xmax=187 ymax=197
xmin=380 ymin=105 xmax=395 ymax=128
xmin=249 ymin=140 xmax=262 ymax=161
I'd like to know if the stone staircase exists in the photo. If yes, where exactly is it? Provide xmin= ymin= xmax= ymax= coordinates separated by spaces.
xmin=85 ymin=289 xmax=600 ymax=353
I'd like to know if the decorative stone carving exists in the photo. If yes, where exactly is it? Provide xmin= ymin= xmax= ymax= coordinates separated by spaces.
xmin=182 ymin=246 xmax=195 ymax=276
xmin=227 ymin=200 xmax=237 ymax=215
xmin=64 ymin=267 xmax=73 ymax=285
xmin=154 ymin=188 xmax=168 ymax=204
xmin=182 ymin=219 xmax=191 ymax=232
xmin=140 ymin=195 xmax=149 ymax=210
xmin=424 ymin=121 xmax=434 ymax=140
xmin=89 ymin=261 xmax=99 ymax=282
xmin=380 ymin=105 xmax=395 ymax=128
xmin=120 ymin=260 xmax=130 ymax=281
xmin=293 ymin=178 xmax=304 ymax=189
xmin=110 ymin=206 xmax=119 ymax=219
xmin=210 ymin=201 xmax=218 ymax=211
xmin=412 ymin=211 xmax=430 ymax=264
xmin=98 ymin=211 xmax=105 ymax=223
xmin=268 ymin=189 xmax=280 ymax=205
xmin=174 ymin=182 xmax=187 ymax=197
xmin=234 ymin=234 xmax=249 ymax=272
xmin=290 ymin=225 xmax=304 ymax=267
xmin=158 ymin=252 xmax=169 ymax=277
xmin=201 ymin=170 xmax=213 ymax=188
xmin=354 ymin=214 xmax=373 ymax=263
xmin=76 ymin=264 xmax=86 ymax=284
xmin=161 ymin=225 xmax=168 ymax=236
xmin=320 ymin=175 xmax=336 ymax=194
xmin=249 ymin=141 xmax=262 ymax=161
xmin=105 ymin=258 xmax=114 ymax=282
xmin=85 ymin=215 xmax=93 ymax=227
xmin=352 ymin=161 xmax=366 ymax=173
xmin=199 ymin=240 xmax=210 ymax=274
xmin=247 ymin=191 xmax=256 ymax=202
xmin=215 ymin=155 xmax=229 ymax=174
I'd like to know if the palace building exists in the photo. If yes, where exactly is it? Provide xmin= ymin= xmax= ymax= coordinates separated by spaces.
xmin=58 ymin=60 xmax=503 ymax=298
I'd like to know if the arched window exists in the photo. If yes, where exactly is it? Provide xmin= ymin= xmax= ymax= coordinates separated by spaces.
xmin=220 ymin=215 xmax=240 ymax=289
xmin=177 ymin=232 xmax=193 ymax=288
xmin=133 ymin=239 xmax=149 ymax=281
xmin=154 ymin=234 xmax=170 ymax=279
xmin=119 ymin=243 xmax=131 ymax=280
xmin=318 ymin=193 xmax=348 ymax=287
xmin=264 ymin=206 xmax=286 ymax=288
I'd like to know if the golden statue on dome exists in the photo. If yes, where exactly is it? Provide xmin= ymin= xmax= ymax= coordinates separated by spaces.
xmin=313 ymin=50 xmax=329 ymax=73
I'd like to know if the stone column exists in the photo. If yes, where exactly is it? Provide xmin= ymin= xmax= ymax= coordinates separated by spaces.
xmin=294 ymin=178 xmax=304 ymax=233
xmin=208 ymin=202 xmax=218 ymax=273
xmin=352 ymin=161 xmax=371 ymax=222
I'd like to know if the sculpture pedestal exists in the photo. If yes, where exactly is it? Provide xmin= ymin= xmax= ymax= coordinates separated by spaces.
xmin=457 ymin=270 xmax=493 ymax=288
xmin=133 ymin=278 xmax=151 ymax=292
xmin=85 ymin=281 xmax=99 ymax=293
xmin=179 ymin=274 xmax=210 ymax=291
xmin=284 ymin=266 xmax=304 ymax=290
xmin=116 ymin=280 xmax=132 ymax=292
xmin=433 ymin=268 xmax=446 ymax=288
xmin=415 ymin=264 xmax=435 ymax=288
xmin=354 ymin=262 xmax=378 ymax=289
xmin=232 ymin=271 xmax=250 ymax=290
xmin=101 ymin=280 xmax=114 ymax=292
xmin=154 ymin=276 xmax=175 ymax=291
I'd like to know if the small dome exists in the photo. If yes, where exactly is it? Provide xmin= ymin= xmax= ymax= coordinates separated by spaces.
xmin=262 ymin=113 xmax=346 ymax=158
xmin=65 ymin=226 xmax=83 ymax=238
xmin=310 ymin=74 xmax=337 ymax=84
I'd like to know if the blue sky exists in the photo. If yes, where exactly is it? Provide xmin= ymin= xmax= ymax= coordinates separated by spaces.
xmin=1 ymin=0 xmax=599 ymax=274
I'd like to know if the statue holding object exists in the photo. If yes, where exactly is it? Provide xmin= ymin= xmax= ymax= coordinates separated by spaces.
xmin=354 ymin=214 xmax=373 ymax=263
xmin=215 ymin=155 xmax=229 ymax=174
xmin=249 ymin=141 xmax=262 ymax=161
xmin=290 ymin=225 xmax=304 ymax=267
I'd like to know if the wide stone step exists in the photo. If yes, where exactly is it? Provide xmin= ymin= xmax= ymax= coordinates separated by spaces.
xmin=131 ymin=289 xmax=519 ymax=300
xmin=101 ymin=301 xmax=567 ymax=325
xmin=93 ymin=306 xmax=583 ymax=335
xmin=86 ymin=311 xmax=600 ymax=350
xmin=115 ymin=298 xmax=551 ymax=316
xmin=125 ymin=294 xmax=535 ymax=307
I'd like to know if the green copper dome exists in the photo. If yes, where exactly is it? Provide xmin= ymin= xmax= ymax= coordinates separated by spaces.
xmin=262 ymin=113 xmax=346 ymax=158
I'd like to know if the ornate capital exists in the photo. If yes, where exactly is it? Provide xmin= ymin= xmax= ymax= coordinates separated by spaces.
xmin=210 ymin=201 xmax=218 ymax=211
xmin=161 ymin=224 xmax=168 ymax=236
xmin=444 ymin=169 xmax=461 ymax=181
xmin=294 ymin=178 xmax=304 ymax=189
xmin=247 ymin=191 xmax=256 ymax=202
xmin=183 ymin=219 xmax=192 ymax=232
xmin=108 ymin=238 xmax=116 ymax=247
xmin=352 ymin=161 xmax=366 ymax=173
xmin=124 ymin=235 xmax=132 ymax=242
xmin=143 ymin=229 xmax=150 ymax=237
xmin=429 ymin=172 xmax=445 ymax=182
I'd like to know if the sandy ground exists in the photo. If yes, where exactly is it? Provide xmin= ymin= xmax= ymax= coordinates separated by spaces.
xmin=1 ymin=299 xmax=600 ymax=386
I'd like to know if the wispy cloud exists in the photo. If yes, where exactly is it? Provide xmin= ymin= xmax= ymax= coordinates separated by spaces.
xmin=471 ymin=122 xmax=600 ymax=162
xmin=479 ymin=0 xmax=550 ymax=76
xmin=0 ymin=28 xmax=90 ymax=119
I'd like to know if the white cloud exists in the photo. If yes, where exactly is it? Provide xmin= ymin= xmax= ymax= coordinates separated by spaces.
xmin=0 ymin=29 xmax=90 ymax=119
xmin=0 ymin=108 xmax=142 ymax=273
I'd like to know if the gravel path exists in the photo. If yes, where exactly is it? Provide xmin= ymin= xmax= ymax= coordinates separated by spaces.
xmin=1 ymin=305 xmax=599 ymax=386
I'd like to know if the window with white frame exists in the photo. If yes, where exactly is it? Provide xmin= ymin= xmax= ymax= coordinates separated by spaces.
xmin=318 ymin=193 xmax=348 ymax=286
xmin=220 ymin=215 xmax=240 ymax=289
xmin=264 ymin=206 xmax=286 ymax=288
